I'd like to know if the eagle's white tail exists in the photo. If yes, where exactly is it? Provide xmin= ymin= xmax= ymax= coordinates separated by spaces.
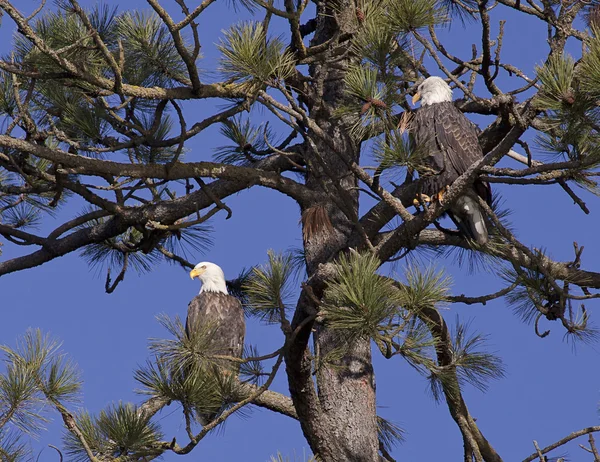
xmin=451 ymin=196 xmax=489 ymax=245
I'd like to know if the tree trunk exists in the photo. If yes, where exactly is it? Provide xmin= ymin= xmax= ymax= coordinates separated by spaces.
xmin=314 ymin=328 xmax=378 ymax=461
xmin=286 ymin=2 xmax=380 ymax=460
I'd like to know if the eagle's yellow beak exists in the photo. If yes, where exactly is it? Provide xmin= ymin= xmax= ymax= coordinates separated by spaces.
xmin=412 ymin=92 xmax=421 ymax=105
xmin=190 ymin=268 xmax=203 ymax=280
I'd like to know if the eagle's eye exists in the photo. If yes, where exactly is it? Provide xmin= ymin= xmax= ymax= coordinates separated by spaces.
xmin=201 ymin=265 xmax=207 ymax=269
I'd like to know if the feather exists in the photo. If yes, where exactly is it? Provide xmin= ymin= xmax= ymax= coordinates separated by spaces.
xmin=186 ymin=292 xmax=245 ymax=425
xmin=301 ymin=205 xmax=334 ymax=243
xmin=449 ymin=195 xmax=489 ymax=245
xmin=186 ymin=293 xmax=245 ymax=360
xmin=411 ymin=84 xmax=492 ymax=244
xmin=412 ymin=101 xmax=485 ymax=188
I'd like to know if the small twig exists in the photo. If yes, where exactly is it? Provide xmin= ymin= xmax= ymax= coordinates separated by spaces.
xmin=534 ymin=313 xmax=551 ymax=338
xmin=262 ymin=124 xmax=306 ymax=172
xmin=582 ymin=443 xmax=594 ymax=454
xmin=54 ymin=32 xmax=95 ymax=56
xmin=301 ymin=283 xmax=322 ymax=307
xmin=183 ymin=407 xmax=195 ymax=441
xmin=194 ymin=178 xmax=233 ymax=219
xmin=26 ymin=0 xmax=47 ymax=21
xmin=386 ymin=247 xmax=412 ymax=262
xmin=67 ymin=0 xmax=124 ymax=94
xmin=157 ymin=246 xmax=194 ymax=269
xmin=379 ymin=443 xmax=397 ymax=462
xmin=47 ymin=445 xmax=63 ymax=462
xmin=211 ymin=348 xmax=282 ymax=365
xmin=570 ymin=242 xmax=584 ymax=269
xmin=516 ymin=140 xmax=533 ymax=167
xmin=146 ymin=0 xmax=202 ymax=91
xmin=146 ymin=205 xmax=222 ymax=231
xmin=506 ymin=149 xmax=590 ymax=214
xmin=416 ymin=29 xmax=480 ymax=101
xmin=533 ymin=440 xmax=545 ymax=461
xmin=492 ymin=20 xmax=506 ymax=82
xmin=0 ymin=223 xmax=48 ymax=247
xmin=523 ymin=427 xmax=600 ymax=462
xmin=589 ymin=433 xmax=600 ymax=460
xmin=105 ymin=254 xmax=128 ymax=294
xmin=357 ymin=187 xmax=382 ymax=201
xmin=448 ymin=282 xmax=518 ymax=305
xmin=478 ymin=0 xmax=503 ymax=95
xmin=49 ymin=398 xmax=100 ymax=462
xmin=555 ymin=179 xmax=590 ymax=215
xmin=166 ymin=100 xmax=187 ymax=170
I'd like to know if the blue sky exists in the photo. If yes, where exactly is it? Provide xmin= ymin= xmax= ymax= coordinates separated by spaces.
xmin=1 ymin=1 xmax=599 ymax=461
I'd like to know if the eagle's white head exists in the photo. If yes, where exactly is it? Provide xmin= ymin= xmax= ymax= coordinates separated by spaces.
xmin=190 ymin=262 xmax=229 ymax=294
xmin=412 ymin=76 xmax=453 ymax=106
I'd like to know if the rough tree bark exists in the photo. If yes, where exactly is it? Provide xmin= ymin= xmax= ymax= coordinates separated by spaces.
xmin=285 ymin=1 xmax=379 ymax=460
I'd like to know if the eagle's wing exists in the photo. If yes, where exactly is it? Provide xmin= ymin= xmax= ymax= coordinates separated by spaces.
xmin=431 ymin=101 xmax=483 ymax=175
xmin=412 ymin=105 xmax=446 ymax=174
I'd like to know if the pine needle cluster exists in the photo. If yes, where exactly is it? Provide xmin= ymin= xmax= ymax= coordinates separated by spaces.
xmin=15 ymin=4 xmax=187 ymax=87
xmin=218 ymin=22 xmax=295 ymax=93
xmin=62 ymin=404 xmax=163 ymax=462
xmin=321 ymin=252 xmax=504 ymax=397
xmin=321 ymin=251 xmax=405 ymax=339
xmin=0 ymin=330 xmax=81 ymax=460
xmin=377 ymin=415 xmax=405 ymax=453
xmin=116 ymin=10 xmax=190 ymax=87
xmin=243 ymin=250 xmax=296 ymax=324
xmin=427 ymin=318 xmax=505 ymax=402
xmin=0 ymin=155 xmax=61 ymax=231
xmin=137 ymin=314 xmax=240 ymax=428
xmin=77 ymin=208 xmax=212 ymax=277
xmin=214 ymin=116 xmax=274 ymax=165
xmin=533 ymin=50 xmax=600 ymax=195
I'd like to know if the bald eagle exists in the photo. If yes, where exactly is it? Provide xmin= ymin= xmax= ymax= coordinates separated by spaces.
xmin=188 ymin=262 xmax=245 ymax=425
xmin=411 ymin=76 xmax=492 ymax=245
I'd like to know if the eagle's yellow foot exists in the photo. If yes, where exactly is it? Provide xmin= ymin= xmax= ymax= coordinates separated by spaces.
xmin=436 ymin=186 xmax=450 ymax=205
xmin=413 ymin=194 xmax=432 ymax=207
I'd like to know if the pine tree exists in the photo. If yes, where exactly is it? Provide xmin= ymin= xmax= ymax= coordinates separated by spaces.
xmin=1 ymin=0 xmax=600 ymax=460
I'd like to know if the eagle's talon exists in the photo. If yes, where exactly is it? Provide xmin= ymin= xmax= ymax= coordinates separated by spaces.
xmin=413 ymin=194 xmax=432 ymax=207
xmin=435 ymin=186 xmax=450 ymax=205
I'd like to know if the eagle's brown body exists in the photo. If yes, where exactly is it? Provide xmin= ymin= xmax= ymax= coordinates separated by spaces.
xmin=186 ymin=291 xmax=245 ymax=425
xmin=186 ymin=292 xmax=245 ymax=361
xmin=412 ymin=101 xmax=492 ymax=244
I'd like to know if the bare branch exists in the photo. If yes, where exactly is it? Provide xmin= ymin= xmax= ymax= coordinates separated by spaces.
xmin=522 ymin=427 xmax=600 ymax=462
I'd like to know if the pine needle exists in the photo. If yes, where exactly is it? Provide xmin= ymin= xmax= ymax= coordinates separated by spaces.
xmin=243 ymin=251 xmax=296 ymax=324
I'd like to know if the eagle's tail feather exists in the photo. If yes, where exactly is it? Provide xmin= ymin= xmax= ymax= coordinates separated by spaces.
xmin=449 ymin=195 xmax=489 ymax=245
